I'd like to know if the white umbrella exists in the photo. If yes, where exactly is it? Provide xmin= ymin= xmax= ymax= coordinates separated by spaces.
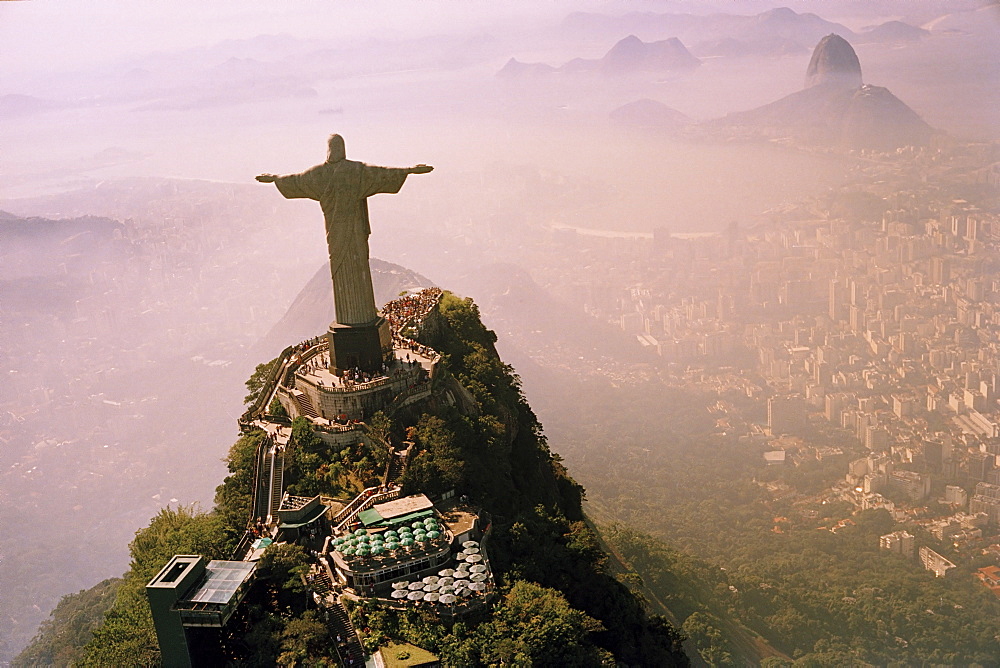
xmin=392 ymin=581 xmax=410 ymax=590
xmin=456 ymin=587 xmax=472 ymax=597
xmin=453 ymin=579 xmax=471 ymax=589
xmin=469 ymin=582 xmax=487 ymax=592
xmin=439 ymin=593 xmax=457 ymax=604
xmin=423 ymin=582 xmax=440 ymax=592
xmin=462 ymin=540 xmax=479 ymax=548
xmin=407 ymin=590 xmax=424 ymax=601
xmin=408 ymin=581 xmax=425 ymax=591
xmin=462 ymin=547 xmax=480 ymax=555
xmin=422 ymin=576 xmax=439 ymax=585
xmin=438 ymin=569 xmax=455 ymax=577
xmin=470 ymin=564 xmax=488 ymax=574
xmin=391 ymin=589 xmax=408 ymax=599
xmin=438 ymin=577 xmax=455 ymax=585
xmin=439 ymin=585 xmax=456 ymax=594
xmin=470 ymin=573 xmax=488 ymax=582
xmin=465 ymin=554 xmax=483 ymax=563
xmin=423 ymin=592 xmax=440 ymax=602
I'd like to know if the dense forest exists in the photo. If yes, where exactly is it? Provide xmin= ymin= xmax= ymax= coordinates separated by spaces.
xmin=16 ymin=294 xmax=686 ymax=666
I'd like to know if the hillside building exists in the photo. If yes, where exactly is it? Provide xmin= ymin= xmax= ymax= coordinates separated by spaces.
xmin=879 ymin=530 xmax=915 ymax=558
xmin=919 ymin=546 xmax=957 ymax=578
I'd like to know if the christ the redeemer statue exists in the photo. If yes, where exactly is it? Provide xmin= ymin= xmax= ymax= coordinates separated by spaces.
xmin=257 ymin=134 xmax=432 ymax=373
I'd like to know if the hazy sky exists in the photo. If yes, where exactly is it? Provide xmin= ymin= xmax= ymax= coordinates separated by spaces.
xmin=6 ymin=0 xmax=981 ymax=78
xmin=0 ymin=0 xmax=570 ymax=77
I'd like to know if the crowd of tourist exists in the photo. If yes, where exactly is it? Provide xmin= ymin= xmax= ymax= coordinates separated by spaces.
xmin=383 ymin=288 xmax=443 ymax=363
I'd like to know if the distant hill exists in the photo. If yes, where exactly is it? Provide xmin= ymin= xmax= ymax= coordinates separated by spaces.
xmin=251 ymin=258 xmax=433 ymax=359
xmin=708 ymin=34 xmax=934 ymax=150
xmin=497 ymin=34 xmax=699 ymax=78
xmin=597 ymin=35 xmax=700 ymax=74
xmin=0 ymin=213 xmax=129 ymax=310
xmin=855 ymin=20 xmax=929 ymax=44
xmin=610 ymin=99 xmax=693 ymax=131
xmin=561 ymin=6 xmax=855 ymax=55
xmin=495 ymin=57 xmax=557 ymax=79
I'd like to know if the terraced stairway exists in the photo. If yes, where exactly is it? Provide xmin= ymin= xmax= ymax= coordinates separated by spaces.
xmin=327 ymin=598 xmax=365 ymax=667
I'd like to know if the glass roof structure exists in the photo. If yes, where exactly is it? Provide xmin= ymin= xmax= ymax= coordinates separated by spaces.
xmin=182 ymin=561 xmax=255 ymax=605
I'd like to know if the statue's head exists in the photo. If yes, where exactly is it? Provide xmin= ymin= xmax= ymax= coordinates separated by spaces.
xmin=327 ymin=134 xmax=346 ymax=162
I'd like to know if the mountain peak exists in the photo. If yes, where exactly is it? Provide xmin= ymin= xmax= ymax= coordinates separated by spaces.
xmin=805 ymin=33 xmax=862 ymax=89
xmin=602 ymin=35 xmax=699 ymax=72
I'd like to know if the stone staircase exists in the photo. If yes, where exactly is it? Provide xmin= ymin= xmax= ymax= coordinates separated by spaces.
xmin=385 ymin=451 xmax=405 ymax=486
xmin=327 ymin=597 xmax=365 ymax=667
xmin=292 ymin=389 xmax=320 ymax=419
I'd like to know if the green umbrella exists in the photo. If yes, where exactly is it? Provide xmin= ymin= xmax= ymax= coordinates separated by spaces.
xmin=400 ymin=537 xmax=414 ymax=546
xmin=354 ymin=528 xmax=367 ymax=536
xmin=332 ymin=537 xmax=345 ymax=546
xmin=412 ymin=521 xmax=424 ymax=529
xmin=342 ymin=547 xmax=356 ymax=556
xmin=355 ymin=547 xmax=370 ymax=557
xmin=415 ymin=533 xmax=429 ymax=542
xmin=427 ymin=530 xmax=441 ymax=539
xmin=371 ymin=545 xmax=384 ymax=555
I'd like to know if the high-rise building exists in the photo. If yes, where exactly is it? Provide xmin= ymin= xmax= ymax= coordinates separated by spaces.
xmin=969 ymin=453 xmax=995 ymax=482
xmin=880 ymin=530 xmax=915 ymax=558
xmin=971 ymin=482 xmax=1000 ymax=525
xmin=945 ymin=485 xmax=968 ymax=506
xmin=930 ymin=256 xmax=951 ymax=285
xmin=920 ymin=546 xmax=957 ymax=577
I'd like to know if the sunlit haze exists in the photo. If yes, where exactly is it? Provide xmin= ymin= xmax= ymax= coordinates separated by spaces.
xmin=3 ymin=0 xmax=1000 ymax=663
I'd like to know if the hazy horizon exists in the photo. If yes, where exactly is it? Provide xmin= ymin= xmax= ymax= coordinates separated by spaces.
xmin=2 ymin=0 xmax=999 ymax=661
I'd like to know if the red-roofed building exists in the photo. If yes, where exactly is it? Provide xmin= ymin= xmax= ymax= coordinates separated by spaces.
xmin=975 ymin=565 xmax=1000 ymax=598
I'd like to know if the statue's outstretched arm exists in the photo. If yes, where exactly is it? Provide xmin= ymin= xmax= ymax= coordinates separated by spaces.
xmin=256 ymin=173 xmax=277 ymax=183
xmin=407 ymin=164 xmax=433 ymax=174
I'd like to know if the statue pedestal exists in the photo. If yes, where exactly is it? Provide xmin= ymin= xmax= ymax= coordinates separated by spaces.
xmin=327 ymin=318 xmax=392 ymax=374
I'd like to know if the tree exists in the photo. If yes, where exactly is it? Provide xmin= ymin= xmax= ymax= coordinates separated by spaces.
xmin=244 ymin=357 xmax=280 ymax=405
xmin=682 ymin=612 xmax=735 ymax=667
xmin=14 ymin=579 xmax=122 ymax=667
xmin=278 ymin=611 xmax=333 ymax=666
xmin=473 ymin=581 xmax=605 ymax=666
xmin=268 ymin=396 xmax=289 ymax=419
xmin=80 ymin=507 xmax=230 ymax=667
xmin=256 ymin=544 xmax=311 ymax=603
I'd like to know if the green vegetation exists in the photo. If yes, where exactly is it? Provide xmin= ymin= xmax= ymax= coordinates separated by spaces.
xmin=13 ymin=578 xmax=121 ymax=668
xmin=79 ymin=507 xmax=231 ymax=667
xmin=19 ymin=293 xmax=686 ymax=666
xmin=349 ymin=294 xmax=686 ymax=665
xmin=268 ymin=395 xmax=289 ymax=419
xmin=577 ymin=390 xmax=1000 ymax=665
xmin=284 ymin=415 xmax=387 ymax=497
xmin=351 ymin=581 xmax=609 ymax=665
xmin=214 ymin=428 xmax=267 ymax=535
xmin=244 ymin=356 xmax=281 ymax=406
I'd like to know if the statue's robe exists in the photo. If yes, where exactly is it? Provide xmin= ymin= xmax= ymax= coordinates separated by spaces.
xmin=275 ymin=160 xmax=409 ymax=326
